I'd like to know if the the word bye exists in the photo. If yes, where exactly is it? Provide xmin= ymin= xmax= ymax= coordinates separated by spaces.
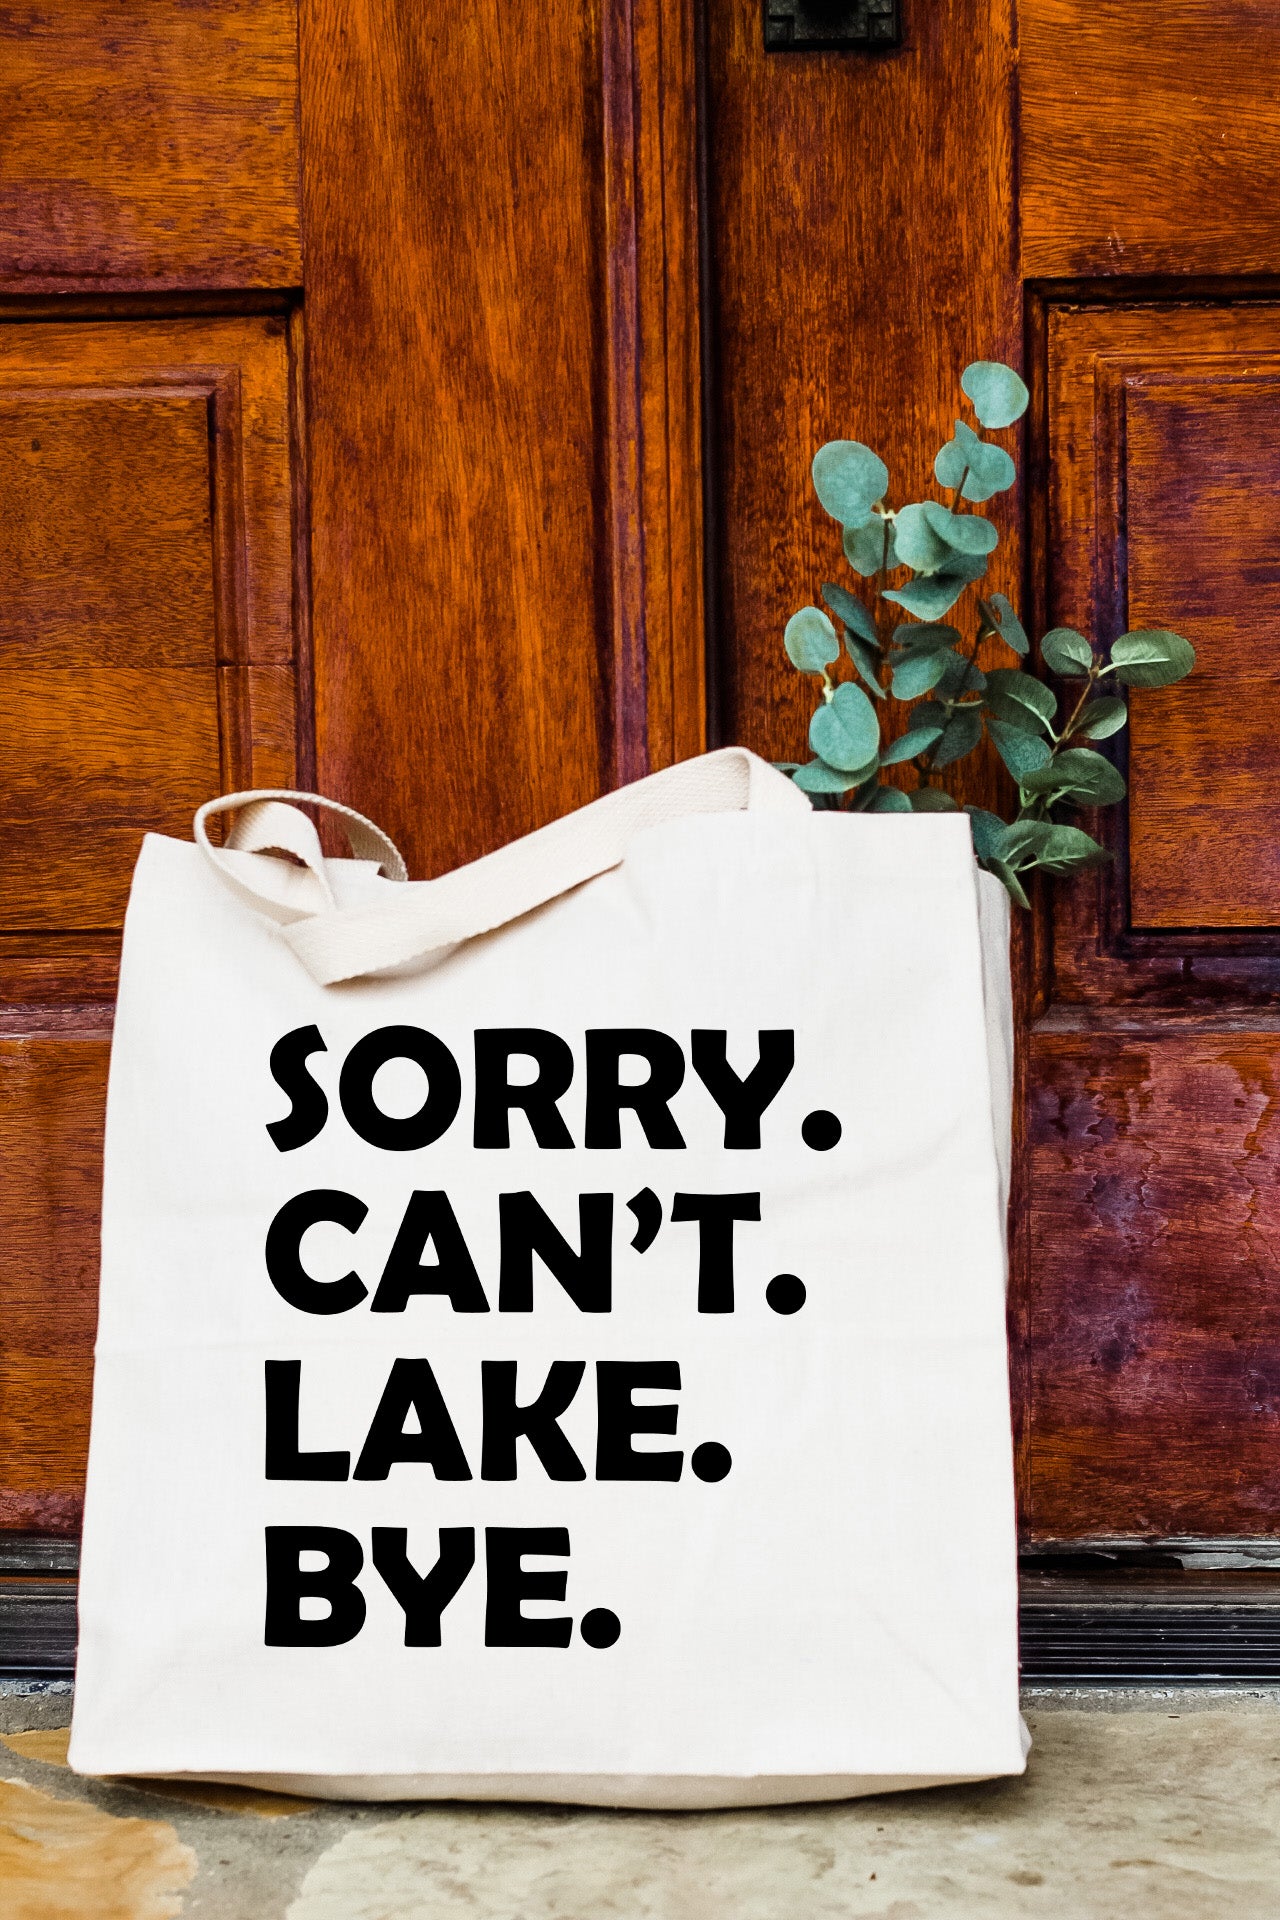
xmin=268 ymin=1026 xmax=796 ymax=1153
xmin=266 ymin=1524 xmax=620 ymax=1650
xmin=264 ymin=1357 xmax=735 ymax=1484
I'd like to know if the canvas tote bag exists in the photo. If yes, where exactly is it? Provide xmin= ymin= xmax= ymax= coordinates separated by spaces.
xmin=69 ymin=746 xmax=1025 ymax=1807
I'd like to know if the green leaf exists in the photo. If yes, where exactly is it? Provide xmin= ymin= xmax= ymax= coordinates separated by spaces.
xmin=784 ymin=606 xmax=839 ymax=674
xmin=1070 ymin=697 xmax=1128 ymax=741
xmin=909 ymin=786 xmax=959 ymax=812
xmin=920 ymin=500 xmax=999 ymax=557
xmin=999 ymin=819 xmax=1056 ymax=866
xmin=821 ymin=581 xmax=878 ymax=646
xmin=965 ymin=806 xmax=1010 ymax=861
xmin=809 ymin=680 xmax=881 ymax=771
xmin=843 ymin=517 xmax=897 ymax=576
xmin=981 ymin=857 xmax=1031 ymax=910
xmin=845 ymin=633 xmax=887 ymax=698
xmin=868 ymin=784 xmax=912 ymax=813
xmin=931 ymin=704 xmax=984 ymax=767
xmin=935 ymin=651 xmax=986 ymax=699
xmin=884 ymin=552 xmax=987 ymax=620
xmin=891 ymin=648 xmax=950 ymax=700
xmin=910 ymin=700 xmax=949 ymax=733
xmin=1108 ymin=629 xmax=1196 ymax=688
xmin=1041 ymin=627 xmax=1094 ymax=677
xmin=985 ymin=667 xmax=1057 ymax=730
xmin=934 ymin=419 xmax=1016 ymax=503
xmin=1000 ymin=819 xmax=1109 ymax=873
xmin=893 ymin=502 xmax=955 ymax=574
xmin=880 ymin=723 xmax=944 ymax=764
xmin=961 ymin=361 xmax=1030 ymax=429
xmin=891 ymin=622 xmax=961 ymax=653
xmin=811 ymin=441 xmax=889 ymax=529
xmin=1021 ymin=747 xmax=1126 ymax=805
xmin=772 ymin=761 xmax=803 ymax=773
xmin=983 ymin=592 xmax=1028 ymax=655
xmin=792 ymin=758 xmax=864 ymax=794
xmin=988 ymin=717 xmax=1054 ymax=779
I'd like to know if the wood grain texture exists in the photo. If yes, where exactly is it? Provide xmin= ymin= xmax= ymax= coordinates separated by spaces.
xmin=299 ymin=0 xmax=704 ymax=877
xmin=0 ymin=1037 xmax=108 ymax=1535
xmin=635 ymin=0 xmax=705 ymax=770
xmin=1020 ymin=0 xmax=1280 ymax=280
xmin=1027 ymin=1021 xmax=1280 ymax=1537
xmin=0 ymin=317 xmax=297 ymax=951
xmin=0 ymin=317 xmax=302 ymax=1529
xmin=0 ymin=0 xmax=301 ymax=292
xmin=705 ymin=0 xmax=1019 ymax=807
xmin=1045 ymin=302 xmax=1280 ymax=996
xmin=1128 ymin=374 xmax=1280 ymax=927
xmin=613 ymin=0 xmax=707 ymax=774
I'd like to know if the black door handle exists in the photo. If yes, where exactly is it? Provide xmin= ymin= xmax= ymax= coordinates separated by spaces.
xmin=763 ymin=0 xmax=901 ymax=51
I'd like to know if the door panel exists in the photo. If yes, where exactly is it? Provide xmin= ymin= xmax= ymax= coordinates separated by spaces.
xmin=0 ymin=0 xmax=301 ymax=292
xmin=0 ymin=316 xmax=299 ymax=1536
xmin=0 ymin=1035 xmax=107 ymax=1533
xmin=1046 ymin=304 xmax=1280 ymax=943
xmin=1021 ymin=298 xmax=1280 ymax=1537
xmin=1020 ymin=0 xmax=1280 ymax=279
xmin=1027 ymin=1018 xmax=1280 ymax=1538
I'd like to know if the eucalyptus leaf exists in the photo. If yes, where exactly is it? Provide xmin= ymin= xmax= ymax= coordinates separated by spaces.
xmin=880 ymin=723 xmax=945 ymax=764
xmin=809 ymin=680 xmax=881 ymax=771
xmin=910 ymin=700 xmax=949 ymax=733
xmin=890 ymin=648 xmax=950 ymax=701
xmin=792 ymin=758 xmax=862 ymax=794
xmin=981 ymin=857 xmax=1031 ymax=910
xmin=983 ymin=591 xmax=1028 ymax=655
xmin=1000 ymin=819 xmax=1108 ymax=873
xmin=1069 ymin=696 xmax=1128 ymax=741
xmin=893 ymin=502 xmax=955 ymax=574
xmin=931 ymin=704 xmax=984 ymax=767
xmin=846 ymin=632 xmax=887 ymax=698
xmin=868 ymin=784 xmax=912 ymax=813
xmin=884 ymin=552 xmax=987 ymax=620
xmin=935 ymin=651 xmax=986 ymax=699
xmin=961 ymin=360 xmax=1029 ymax=429
xmin=1108 ymin=629 xmax=1196 ymax=688
xmin=811 ymin=441 xmax=889 ymax=529
xmin=843 ymin=517 xmax=897 ymax=576
xmin=1041 ymin=626 xmax=1094 ymax=677
xmin=891 ymin=622 xmax=961 ymax=653
xmin=984 ymin=689 xmax=1045 ymax=734
xmin=846 ymin=774 xmax=884 ymax=811
xmin=988 ymin=717 xmax=1054 ymax=779
xmin=784 ymin=606 xmax=839 ymax=675
xmin=965 ymin=806 xmax=1009 ymax=861
xmin=1021 ymin=747 xmax=1126 ymax=805
xmin=920 ymin=500 xmax=999 ymax=556
xmin=1030 ymin=824 xmax=1111 ymax=873
xmin=821 ymin=581 xmax=878 ymax=646
xmin=908 ymin=786 xmax=959 ymax=812
xmin=999 ymin=819 xmax=1056 ymax=866
xmin=985 ymin=667 xmax=1057 ymax=729
xmin=934 ymin=419 xmax=1017 ymax=502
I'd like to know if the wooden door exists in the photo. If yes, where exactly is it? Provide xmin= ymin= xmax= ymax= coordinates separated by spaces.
xmin=3 ymin=0 xmax=1279 ymax=1658
xmin=704 ymin=0 xmax=1280 ymax=1559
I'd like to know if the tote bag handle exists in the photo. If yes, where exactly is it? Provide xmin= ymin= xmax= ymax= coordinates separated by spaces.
xmin=194 ymin=747 xmax=810 ymax=986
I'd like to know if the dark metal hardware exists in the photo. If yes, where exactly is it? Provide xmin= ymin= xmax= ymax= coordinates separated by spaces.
xmin=764 ymin=0 xmax=901 ymax=52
